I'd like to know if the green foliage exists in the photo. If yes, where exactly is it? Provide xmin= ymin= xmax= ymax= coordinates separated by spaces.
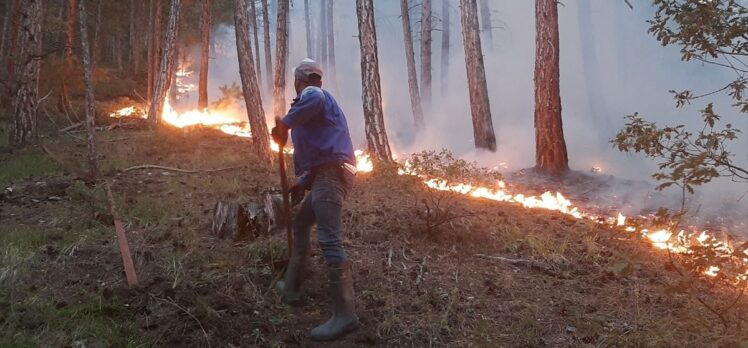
xmin=0 ymin=150 xmax=63 ymax=186
xmin=404 ymin=149 xmax=503 ymax=187
xmin=211 ymin=82 xmax=243 ymax=110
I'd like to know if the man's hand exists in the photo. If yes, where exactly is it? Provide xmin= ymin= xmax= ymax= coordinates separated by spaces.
xmin=271 ymin=123 xmax=288 ymax=146
xmin=289 ymin=183 xmax=305 ymax=206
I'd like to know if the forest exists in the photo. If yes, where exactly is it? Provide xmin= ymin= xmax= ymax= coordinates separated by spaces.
xmin=1 ymin=0 xmax=747 ymax=346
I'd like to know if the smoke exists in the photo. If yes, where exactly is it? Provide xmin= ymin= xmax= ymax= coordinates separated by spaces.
xmin=175 ymin=1 xmax=747 ymax=231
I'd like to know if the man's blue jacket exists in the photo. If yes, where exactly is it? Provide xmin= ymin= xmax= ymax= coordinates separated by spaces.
xmin=281 ymin=86 xmax=355 ymax=186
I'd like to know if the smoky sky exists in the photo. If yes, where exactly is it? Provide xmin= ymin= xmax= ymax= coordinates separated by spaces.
xmin=176 ymin=0 xmax=748 ymax=222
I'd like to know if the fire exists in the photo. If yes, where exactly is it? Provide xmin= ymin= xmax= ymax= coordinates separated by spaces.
xmin=109 ymin=99 xmax=746 ymax=282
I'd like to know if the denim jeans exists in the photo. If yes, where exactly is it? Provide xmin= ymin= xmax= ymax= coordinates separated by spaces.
xmin=293 ymin=167 xmax=353 ymax=264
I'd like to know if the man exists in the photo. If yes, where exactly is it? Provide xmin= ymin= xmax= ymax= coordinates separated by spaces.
xmin=271 ymin=58 xmax=360 ymax=341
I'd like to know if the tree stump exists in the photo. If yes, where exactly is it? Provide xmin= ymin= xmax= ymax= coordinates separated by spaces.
xmin=211 ymin=192 xmax=284 ymax=241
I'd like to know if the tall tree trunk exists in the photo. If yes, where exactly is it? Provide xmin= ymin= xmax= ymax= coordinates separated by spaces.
xmin=58 ymin=0 xmax=75 ymax=113
xmin=326 ymin=0 xmax=337 ymax=92
xmin=459 ymin=0 xmax=496 ymax=151
xmin=420 ymin=0 xmax=432 ymax=107
xmin=78 ymin=0 xmax=98 ymax=175
xmin=261 ymin=0 xmax=272 ymax=93
xmin=534 ymin=0 xmax=568 ymax=174
xmin=151 ymin=0 xmax=164 ymax=99
xmin=400 ymin=0 xmax=423 ymax=129
xmin=0 ymin=0 xmax=16 ymax=62
xmin=235 ymin=0 xmax=272 ymax=163
xmin=9 ymin=0 xmax=41 ymax=148
xmin=147 ymin=0 xmax=155 ymax=101
xmin=168 ymin=42 xmax=179 ymax=102
xmin=440 ymin=0 xmax=449 ymax=96
xmin=130 ymin=0 xmax=140 ymax=75
xmin=356 ymin=0 xmax=392 ymax=161
xmin=92 ymin=0 xmax=102 ymax=69
xmin=272 ymin=0 xmax=289 ymax=119
xmin=318 ymin=0 xmax=328 ymax=69
xmin=198 ymin=0 xmax=211 ymax=109
xmin=479 ymin=0 xmax=492 ymax=51
xmin=147 ymin=0 xmax=182 ymax=127
xmin=249 ymin=0 xmax=262 ymax=88
xmin=304 ymin=0 xmax=312 ymax=58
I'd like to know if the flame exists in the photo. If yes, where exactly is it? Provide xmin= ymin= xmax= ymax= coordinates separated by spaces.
xmin=109 ymin=99 xmax=747 ymax=282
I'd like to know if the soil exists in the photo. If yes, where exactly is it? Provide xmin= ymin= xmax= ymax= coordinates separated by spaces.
xmin=1 ymin=127 xmax=747 ymax=347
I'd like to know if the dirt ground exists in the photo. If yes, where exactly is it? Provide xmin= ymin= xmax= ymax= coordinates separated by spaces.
xmin=1 ymin=127 xmax=747 ymax=347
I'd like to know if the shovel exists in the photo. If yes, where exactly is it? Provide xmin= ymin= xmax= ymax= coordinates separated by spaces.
xmin=274 ymin=117 xmax=294 ymax=266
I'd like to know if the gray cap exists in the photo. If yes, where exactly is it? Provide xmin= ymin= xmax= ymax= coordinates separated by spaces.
xmin=294 ymin=58 xmax=323 ymax=81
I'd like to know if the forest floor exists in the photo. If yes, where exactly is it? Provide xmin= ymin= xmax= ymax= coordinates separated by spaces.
xmin=1 ymin=124 xmax=748 ymax=347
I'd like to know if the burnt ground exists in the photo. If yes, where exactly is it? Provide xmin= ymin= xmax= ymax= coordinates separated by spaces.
xmin=1 ymin=127 xmax=747 ymax=347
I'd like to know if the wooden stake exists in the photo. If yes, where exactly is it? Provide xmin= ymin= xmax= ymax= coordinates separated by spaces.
xmin=106 ymin=181 xmax=138 ymax=287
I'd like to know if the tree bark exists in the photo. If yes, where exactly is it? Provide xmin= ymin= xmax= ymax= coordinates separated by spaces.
xmin=356 ymin=0 xmax=392 ymax=161
xmin=261 ymin=0 xmax=272 ymax=93
xmin=78 ymin=0 xmax=99 ymax=175
xmin=249 ymin=0 xmax=262 ymax=89
xmin=400 ymin=0 xmax=423 ymax=129
xmin=0 ymin=1 xmax=13 ymax=61
xmin=318 ymin=0 xmax=328 ymax=69
xmin=304 ymin=0 xmax=312 ymax=58
xmin=459 ymin=0 xmax=496 ymax=151
xmin=479 ymin=0 xmax=492 ymax=51
xmin=272 ymin=0 xmax=288 ymax=119
xmin=167 ymin=41 xmax=179 ymax=102
xmin=9 ymin=0 xmax=41 ymax=148
xmin=92 ymin=0 xmax=102 ymax=69
xmin=198 ymin=0 xmax=211 ymax=109
xmin=440 ymin=0 xmax=449 ymax=96
xmin=147 ymin=0 xmax=182 ymax=127
xmin=235 ymin=0 xmax=273 ymax=163
xmin=147 ymin=0 xmax=155 ymax=101
xmin=151 ymin=0 xmax=165 ymax=100
xmin=534 ymin=0 xmax=568 ymax=174
xmin=326 ymin=0 xmax=337 ymax=92
xmin=420 ymin=0 xmax=432 ymax=107
xmin=59 ymin=0 xmax=75 ymax=112
xmin=130 ymin=0 xmax=140 ymax=75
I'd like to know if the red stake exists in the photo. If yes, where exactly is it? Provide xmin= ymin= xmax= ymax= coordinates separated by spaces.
xmin=106 ymin=182 xmax=138 ymax=287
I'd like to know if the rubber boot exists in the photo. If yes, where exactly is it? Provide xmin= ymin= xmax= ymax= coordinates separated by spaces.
xmin=310 ymin=260 xmax=360 ymax=341
xmin=276 ymin=248 xmax=311 ymax=306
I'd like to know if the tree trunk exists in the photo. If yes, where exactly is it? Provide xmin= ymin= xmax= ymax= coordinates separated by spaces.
xmin=534 ymin=0 xmax=568 ymax=174
xmin=304 ymin=0 xmax=312 ymax=58
xmin=440 ymin=0 xmax=449 ymax=96
xmin=9 ymin=0 xmax=41 ymax=148
xmin=58 ymin=0 xmax=75 ymax=113
xmin=400 ymin=0 xmax=423 ymax=129
xmin=249 ymin=0 xmax=262 ymax=88
xmin=78 ymin=0 xmax=99 ymax=175
xmin=420 ymin=0 xmax=432 ymax=107
xmin=479 ymin=0 xmax=492 ymax=51
xmin=168 ymin=42 xmax=179 ymax=102
xmin=235 ymin=0 xmax=273 ymax=163
xmin=0 ymin=1 xmax=12 ymax=61
xmin=459 ymin=0 xmax=496 ymax=151
xmin=261 ymin=0 xmax=272 ymax=93
xmin=92 ymin=0 xmax=102 ymax=69
xmin=130 ymin=0 xmax=140 ymax=75
xmin=326 ymin=0 xmax=337 ymax=92
xmin=318 ymin=0 xmax=328 ymax=69
xmin=147 ymin=0 xmax=155 ymax=101
xmin=198 ymin=0 xmax=211 ymax=109
xmin=272 ymin=0 xmax=289 ymax=119
xmin=147 ymin=0 xmax=182 ymax=126
xmin=355 ymin=0 xmax=392 ymax=161
xmin=151 ymin=0 xmax=164 ymax=100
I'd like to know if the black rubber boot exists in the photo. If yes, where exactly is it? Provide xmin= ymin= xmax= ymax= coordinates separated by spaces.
xmin=310 ymin=260 xmax=360 ymax=341
xmin=276 ymin=248 xmax=311 ymax=306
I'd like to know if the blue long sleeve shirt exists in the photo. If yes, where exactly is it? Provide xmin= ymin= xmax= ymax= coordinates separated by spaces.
xmin=281 ymin=86 xmax=355 ymax=185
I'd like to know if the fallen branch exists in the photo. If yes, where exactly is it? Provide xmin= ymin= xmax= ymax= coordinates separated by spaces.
xmin=59 ymin=122 xmax=83 ymax=132
xmin=475 ymin=254 xmax=566 ymax=278
xmin=121 ymin=164 xmax=244 ymax=174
